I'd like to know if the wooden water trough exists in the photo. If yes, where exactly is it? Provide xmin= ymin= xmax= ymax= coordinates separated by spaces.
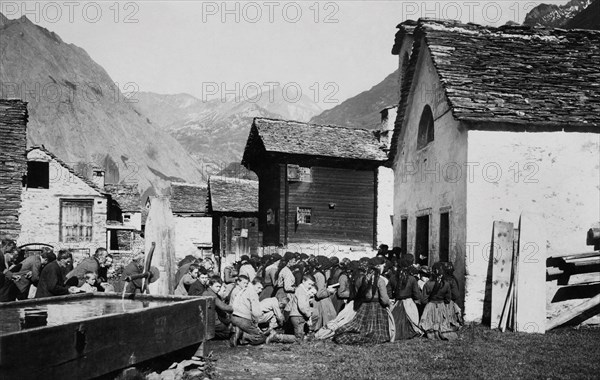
xmin=0 ymin=292 xmax=215 ymax=380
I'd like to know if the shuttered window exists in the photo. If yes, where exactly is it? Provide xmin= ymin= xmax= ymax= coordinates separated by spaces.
xmin=60 ymin=200 xmax=93 ymax=242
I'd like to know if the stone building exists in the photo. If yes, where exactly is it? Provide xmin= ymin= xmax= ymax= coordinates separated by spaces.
xmin=389 ymin=19 xmax=600 ymax=321
xmin=104 ymin=182 xmax=144 ymax=262
xmin=169 ymin=182 xmax=212 ymax=260
xmin=18 ymin=146 xmax=109 ymax=263
xmin=0 ymin=99 xmax=27 ymax=240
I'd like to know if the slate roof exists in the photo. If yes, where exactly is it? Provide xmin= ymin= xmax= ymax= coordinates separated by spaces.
xmin=404 ymin=19 xmax=600 ymax=129
xmin=389 ymin=18 xmax=600 ymax=161
xmin=208 ymin=176 xmax=258 ymax=213
xmin=104 ymin=184 xmax=141 ymax=212
xmin=243 ymin=118 xmax=388 ymax=163
xmin=169 ymin=182 xmax=208 ymax=214
xmin=27 ymin=146 xmax=105 ymax=194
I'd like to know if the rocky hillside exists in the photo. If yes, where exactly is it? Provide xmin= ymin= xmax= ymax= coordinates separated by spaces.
xmin=0 ymin=14 xmax=205 ymax=193
xmin=133 ymin=88 xmax=322 ymax=168
xmin=565 ymin=0 xmax=600 ymax=29
xmin=523 ymin=0 xmax=592 ymax=27
xmin=309 ymin=70 xmax=399 ymax=129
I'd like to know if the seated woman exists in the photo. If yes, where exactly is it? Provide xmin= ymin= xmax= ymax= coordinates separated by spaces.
xmin=390 ymin=254 xmax=422 ymax=341
xmin=333 ymin=258 xmax=391 ymax=345
xmin=419 ymin=262 xmax=461 ymax=340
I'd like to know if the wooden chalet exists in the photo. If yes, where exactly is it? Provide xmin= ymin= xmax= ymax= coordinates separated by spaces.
xmin=242 ymin=118 xmax=388 ymax=254
xmin=207 ymin=176 xmax=259 ymax=262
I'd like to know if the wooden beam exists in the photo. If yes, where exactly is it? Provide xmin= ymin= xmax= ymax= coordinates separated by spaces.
xmin=491 ymin=221 xmax=514 ymax=330
xmin=546 ymin=293 xmax=600 ymax=330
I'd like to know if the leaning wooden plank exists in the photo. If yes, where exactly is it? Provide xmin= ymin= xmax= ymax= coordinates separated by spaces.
xmin=491 ymin=221 xmax=514 ymax=329
xmin=515 ymin=212 xmax=547 ymax=334
xmin=546 ymin=293 xmax=600 ymax=331
xmin=498 ymin=276 xmax=514 ymax=332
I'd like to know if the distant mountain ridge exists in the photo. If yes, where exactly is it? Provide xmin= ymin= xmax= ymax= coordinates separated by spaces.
xmin=0 ymin=14 xmax=205 ymax=193
xmin=523 ymin=0 xmax=592 ymax=28
xmin=308 ymin=0 xmax=596 ymax=130
xmin=133 ymin=88 xmax=322 ymax=169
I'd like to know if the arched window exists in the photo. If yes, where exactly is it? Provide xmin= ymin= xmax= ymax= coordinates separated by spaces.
xmin=417 ymin=105 xmax=434 ymax=149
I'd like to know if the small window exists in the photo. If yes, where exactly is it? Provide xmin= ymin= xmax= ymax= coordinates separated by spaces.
xmin=60 ymin=200 xmax=93 ymax=242
xmin=287 ymin=164 xmax=312 ymax=182
xmin=123 ymin=214 xmax=131 ymax=222
xmin=417 ymin=105 xmax=434 ymax=149
xmin=296 ymin=207 xmax=312 ymax=224
xmin=27 ymin=161 xmax=49 ymax=189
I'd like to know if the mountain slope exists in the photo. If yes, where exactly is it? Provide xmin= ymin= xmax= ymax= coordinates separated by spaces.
xmin=134 ymin=88 xmax=322 ymax=167
xmin=0 ymin=15 xmax=205 ymax=193
xmin=565 ymin=0 xmax=600 ymax=29
xmin=309 ymin=70 xmax=398 ymax=129
xmin=523 ymin=0 xmax=592 ymax=27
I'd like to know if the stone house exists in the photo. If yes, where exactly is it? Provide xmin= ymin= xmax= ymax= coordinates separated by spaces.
xmin=0 ymin=99 xmax=27 ymax=240
xmin=104 ymin=182 xmax=144 ymax=261
xmin=169 ymin=182 xmax=212 ymax=260
xmin=242 ymin=118 xmax=388 ymax=257
xmin=18 ymin=146 xmax=109 ymax=263
xmin=389 ymin=18 xmax=600 ymax=321
xmin=208 ymin=175 xmax=259 ymax=266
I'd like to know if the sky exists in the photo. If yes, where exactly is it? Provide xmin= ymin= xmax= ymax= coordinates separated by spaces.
xmin=3 ymin=0 xmax=561 ymax=109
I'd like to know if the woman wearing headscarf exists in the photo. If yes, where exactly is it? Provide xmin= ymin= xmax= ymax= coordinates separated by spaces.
xmin=333 ymin=257 xmax=391 ymax=344
xmin=390 ymin=254 xmax=422 ymax=340
xmin=311 ymin=256 xmax=338 ymax=331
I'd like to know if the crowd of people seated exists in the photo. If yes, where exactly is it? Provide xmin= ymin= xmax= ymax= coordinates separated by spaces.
xmin=176 ymin=246 xmax=464 ymax=346
xmin=1 ymin=238 xmax=464 ymax=345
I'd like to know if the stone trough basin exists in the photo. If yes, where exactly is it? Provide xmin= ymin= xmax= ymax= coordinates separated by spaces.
xmin=0 ymin=293 xmax=215 ymax=380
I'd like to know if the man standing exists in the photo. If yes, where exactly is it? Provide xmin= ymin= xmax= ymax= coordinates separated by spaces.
xmin=36 ymin=250 xmax=77 ymax=298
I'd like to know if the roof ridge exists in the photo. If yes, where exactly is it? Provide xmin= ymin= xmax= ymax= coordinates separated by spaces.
xmin=27 ymin=146 xmax=105 ymax=194
xmin=253 ymin=117 xmax=379 ymax=134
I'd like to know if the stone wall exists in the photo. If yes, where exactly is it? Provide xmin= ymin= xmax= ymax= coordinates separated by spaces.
xmin=392 ymin=46 xmax=468 ymax=311
xmin=18 ymin=149 xmax=108 ymax=254
xmin=0 ymin=100 xmax=27 ymax=240
xmin=465 ymin=130 xmax=600 ymax=322
xmin=173 ymin=215 xmax=212 ymax=261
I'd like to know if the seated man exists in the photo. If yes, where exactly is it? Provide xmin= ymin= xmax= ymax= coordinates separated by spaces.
xmin=174 ymin=263 xmax=200 ymax=295
xmin=288 ymin=274 xmax=317 ymax=341
xmin=228 ymin=275 xmax=249 ymax=305
xmin=230 ymin=277 xmax=296 ymax=346
xmin=201 ymin=275 xmax=233 ymax=339
xmin=188 ymin=267 xmax=210 ymax=296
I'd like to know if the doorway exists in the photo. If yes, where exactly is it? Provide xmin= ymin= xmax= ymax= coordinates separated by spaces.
xmin=416 ymin=215 xmax=429 ymax=265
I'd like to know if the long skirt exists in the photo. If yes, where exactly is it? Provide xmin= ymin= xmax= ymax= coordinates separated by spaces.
xmin=315 ymin=300 xmax=357 ymax=340
xmin=311 ymin=297 xmax=338 ymax=331
xmin=333 ymin=302 xmax=390 ymax=345
xmin=390 ymin=299 xmax=422 ymax=341
xmin=419 ymin=301 xmax=461 ymax=340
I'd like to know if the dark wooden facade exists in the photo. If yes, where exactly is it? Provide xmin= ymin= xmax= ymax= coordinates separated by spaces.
xmin=258 ymin=162 xmax=378 ymax=247
xmin=208 ymin=176 xmax=260 ymax=260
xmin=242 ymin=118 xmax=387 ymax=249
xmin=213 ymin=215 xmax=260 ymax=259
xmin=0 ymin=100 xmax=27 ymax=239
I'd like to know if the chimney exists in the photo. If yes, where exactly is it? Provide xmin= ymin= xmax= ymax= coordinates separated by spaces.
xmin=379 ymin=106 xmax=398 ymax=151
xmin=92 ymin=167 xmax=105 ymax=189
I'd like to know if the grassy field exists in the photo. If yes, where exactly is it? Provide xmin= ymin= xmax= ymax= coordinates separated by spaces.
xmin=208 ymin=324 xmax=600 ymax=380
